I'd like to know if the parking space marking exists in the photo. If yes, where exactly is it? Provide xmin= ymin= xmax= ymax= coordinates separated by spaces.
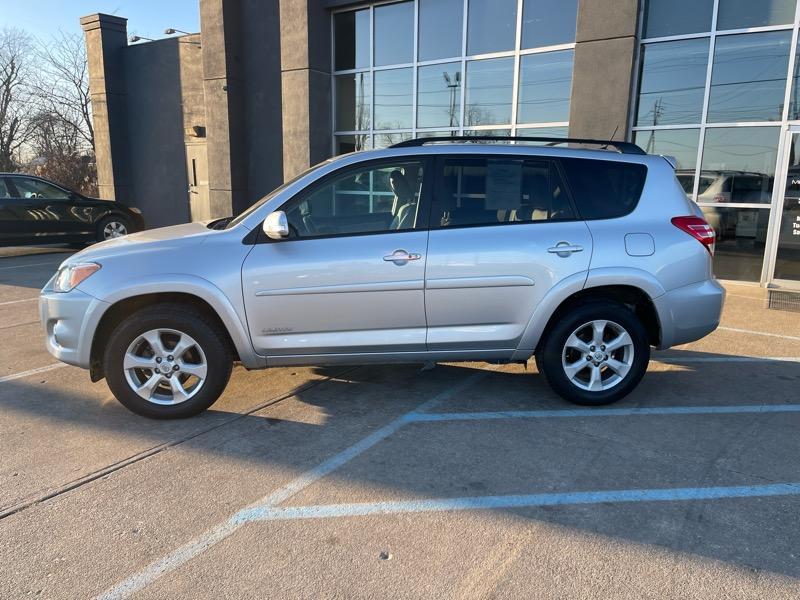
xmin=0 ymin=260 xmax=61 ymax=271
xmin=241 ymin=483 xmax=800 ymax=523
xmin=409 ymin=403 xmax=800 ymax=423
xmin=0 ymin=363 xmax=67 ymax=384
xmin=0 ymin=296 xmax=37 ymax=306
xmin=97 ymin=370 xmax=490 ymax=600
xmin=718 ymin=326 xmax=800 ymax=342
xmin=654 ymin=356 xmax=800 ymax=363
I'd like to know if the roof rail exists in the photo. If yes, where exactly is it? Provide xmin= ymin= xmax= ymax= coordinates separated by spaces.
xmin=389 ymin=135 xmax=647 ymax=155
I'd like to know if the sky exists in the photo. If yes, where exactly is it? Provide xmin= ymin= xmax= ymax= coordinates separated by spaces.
xmin=2 ymin=0 xmax=200 ymax=42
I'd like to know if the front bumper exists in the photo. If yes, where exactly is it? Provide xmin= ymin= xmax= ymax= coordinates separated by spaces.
xmin=654 ymin=279 xmax=726 ymax=349
xmin=40 ymin=287 xmax=109 ymax=369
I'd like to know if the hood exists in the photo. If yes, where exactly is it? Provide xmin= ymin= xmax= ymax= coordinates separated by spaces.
xmin=66 ymin=221 xmax=214 ymax=264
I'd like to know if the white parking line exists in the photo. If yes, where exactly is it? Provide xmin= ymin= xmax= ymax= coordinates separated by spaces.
xmin=718 ymin=326 xmax=800 ymax=342
xmin=654 ymin=356 xmax=800 ymax=363
xmin=0 ymin=363 xmax=68 ymax=384
xmin=96 ymin=370 xmax=490 ymax=600
xmin=0 ymin=260 xmax=60 ymax=271
xmin=0 ymin=297 xmax=38 ymax=306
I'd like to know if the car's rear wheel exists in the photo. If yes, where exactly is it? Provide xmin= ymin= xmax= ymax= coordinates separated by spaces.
xmin=104 ymin=304 xmax=233 ymax=418
xmin=97 ymin=215 xmax=130 ymax=241
xmin=536 ymin=300 xmax=649 ymax=406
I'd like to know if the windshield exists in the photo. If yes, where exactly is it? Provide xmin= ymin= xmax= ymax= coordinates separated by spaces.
xmin=225 ymin=160 xmax=331 ymax=229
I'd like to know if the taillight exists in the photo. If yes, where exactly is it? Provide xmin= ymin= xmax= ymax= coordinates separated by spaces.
xmin=671 ymin=215 xmax=716 ymax=255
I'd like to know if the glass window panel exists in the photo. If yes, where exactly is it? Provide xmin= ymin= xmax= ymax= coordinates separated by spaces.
xmin=467 ymin=0 xmax=517 ymax=55
xmin=335 ymin=73 xmax=371 ymax=131
xmin=521 ymin=0 xmax=578 ymax=49
xmin=465 ymin=57 xmax=515 ymax=126
xmin=335 ymin=134 xmax=371 ymax=155
xmin=517 ymin=50 xmax=573 ymax=125
xmin=374 ymin=68 xmax=413 ymax=130
xmin=775 ymin=134 xmax=800 ymax=280
xmin=417 ymin=62 xmax=462 ymax=128
xmin=374 ymin=1 xmax=414 ymax=66
xmin=700 ymin=206 xmax=769 ymax=280
xmin=708 ymin=31 xmax=791 ymax=123
xmin=636 ymin=39 xmax=708 ymax=126
xmin=416 ymin=130 xmax=460 ymax=138
xmin=699 ymin=127 xmax=779 ymax=205
xmin=373 ymin=131 xmax=414 ymax=149
xmin=633 ymin=129 xmax=700 ymax=197
xmin=10 ymin=177 xmax=69 ymax=199
xmin=334 ymin=10 xmax=370 ymax=71
xmin=419 ymin=0 xmax=464 ymax=61
xmin=643 ymin=0 xmax=714 ymax=38
xmin=463 ymin=129 xmax=512 ymax=137
xmin=516 ymin=126 xmax=569 ymax=137
xmin=717 ymin=0 xmax=797 ymax=31
xmin=787 ymin=38 xmax=800 ymax=120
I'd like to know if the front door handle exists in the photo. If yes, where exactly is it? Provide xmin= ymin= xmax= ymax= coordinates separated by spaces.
xmin=383 ymin=249 xmax=422 ymax=264
xmin=548 ymin=241 xmax=584 ymax=257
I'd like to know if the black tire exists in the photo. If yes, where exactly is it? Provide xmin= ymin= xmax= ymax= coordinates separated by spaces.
xmin=535 ymin=300 xmax=650 ymax=406
xmin=96 ymin=215 xmax=131 ymax=242
xmin=104 ymin=303 xmax=233 ymax=419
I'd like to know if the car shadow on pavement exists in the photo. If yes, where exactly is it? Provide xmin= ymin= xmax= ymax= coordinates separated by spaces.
xmin=2 ymin=355 xmax=800 ymax=581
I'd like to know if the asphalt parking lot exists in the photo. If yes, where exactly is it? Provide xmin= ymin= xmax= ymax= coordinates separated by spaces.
xmin=2 ymin=248 xmax=800 ymax=599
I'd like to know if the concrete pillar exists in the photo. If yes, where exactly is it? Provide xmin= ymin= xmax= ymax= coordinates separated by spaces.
xmin=279 ymin=0 xmax=332 ymax=180
xmin=199 ymin=0 xmax=248 ymax=216
xmin=568 ymin=0 xmax=640 ymax=141
xmin=81 ymin=14 xmax=131 ymax=202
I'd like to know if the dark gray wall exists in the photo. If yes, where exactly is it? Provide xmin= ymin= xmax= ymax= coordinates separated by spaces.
xmin=123 ymin=39 xmax=194 ymax=228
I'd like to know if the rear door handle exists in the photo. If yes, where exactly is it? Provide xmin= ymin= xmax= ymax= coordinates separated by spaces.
xmin=548 ymin=242 xmax=584 ymax=257
xmin=383 ymin=249 xmax=422 ymax=264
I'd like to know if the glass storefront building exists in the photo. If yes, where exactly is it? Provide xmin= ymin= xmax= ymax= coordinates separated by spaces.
xmin=330 ymin=0 xmax=800 ymax=287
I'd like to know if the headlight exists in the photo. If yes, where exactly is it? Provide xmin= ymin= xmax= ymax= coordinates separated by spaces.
xmin=53 ymin=262 xmax=101 ymax=293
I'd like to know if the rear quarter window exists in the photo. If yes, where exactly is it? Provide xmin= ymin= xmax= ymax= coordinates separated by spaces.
xmin=560 ymin=158 xmax=647 ymax=220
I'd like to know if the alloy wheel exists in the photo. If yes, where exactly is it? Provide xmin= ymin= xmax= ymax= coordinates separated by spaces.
xmin=103 ymin=221 xmax=128 ymax=239
xmin=561 ymin=320 xmax=634 ymax=392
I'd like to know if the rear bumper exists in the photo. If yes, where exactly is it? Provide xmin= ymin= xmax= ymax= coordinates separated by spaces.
xmin=654 ymin=279 xmax=725 ymax=349
xmin=40 ymin=287 xmax=108 ymax=369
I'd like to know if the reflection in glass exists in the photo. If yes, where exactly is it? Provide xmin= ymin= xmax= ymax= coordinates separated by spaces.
xmin=374 ymin=1 xmax=414 ymax=66
xmin=717 ymin=0 xmax=797 ymax=30
xmin=775 ymin=134 xmax=800 ymax=281
xmin=517 ymin=50 xmax=573 ymax=124
xmin=516 ymin=126 xmax=569 ymax=138
xmin=335 ymin=134 xmax=371 ymax=154
xmin=636 ymin=39 xmax=708 ymax=126
xmin=463 ymin=129 xmax=512 ymax=137
xmin=419 ymin=0 xmax=464 ymax=61
xmin=708 ymin=31 xmax=791 ymax=123
xmin=335 ymin=73 xmax=371 ymax=131
xmin=334 ymin=10 xmax=370 ymax=71
xmin=465 ymin=58 xmax=514 ymax=126
xmin=633 ymin=129 xmax=700 ymax=197
xmin=416 ymin=130 xmax=460 ymax=138
xmin=417 ymin=63 xmax=462 ymax=128
xmin=643 ymin=0 xmax=714 ymax=38
xmin=373 ymin=131 xmax=414 ymax=149
xmin=699 ymin=206 xmax=769 ymax=281
xmin=467 ymin=0 xmax=517 ymax=55
xmin=699 ymin=127 xmax=779 ymax=204
xmin=374 ymin=68 xmax=413 ymax=130
xmin=521 ymin=0 xmax=577 ymax=48
xmin=788 ymin=38 xmax=800 ymax=120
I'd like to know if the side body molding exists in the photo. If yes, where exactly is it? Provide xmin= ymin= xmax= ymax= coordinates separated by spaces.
xmin=511 ymin=267 xmax=666 ymax=361
xmin=92 ymin=274 xmax=266 ymax=369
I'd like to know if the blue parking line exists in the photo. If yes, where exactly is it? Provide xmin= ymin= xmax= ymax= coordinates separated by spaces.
xmin=408 ymin=404 xmax=800 ymax=422
xmin=243 ymin=483 xmax=800 ymax=522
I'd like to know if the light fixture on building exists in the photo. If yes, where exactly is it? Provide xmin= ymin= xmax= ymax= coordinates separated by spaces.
xmin=165 ymin=28 xmax=193 ymax=35
xmin=129 ymin=35 xmax=154 ymax=43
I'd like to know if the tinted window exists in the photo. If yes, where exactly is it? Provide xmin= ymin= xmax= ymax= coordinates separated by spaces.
xmin=465 ymin=57 xmax=514 ymax=126
xmin=632 ymin=129 xmax=699 ymax=198
xmin=334 ymin=10 xmax=370 ymax=71
xmin=417 ymin=62 xmax=462 ymax=128
xmin=374 ymin=1 xmax=414 ymax=66
xmin=431 ymin=157 xmax=576 ymax=228
xmin=517 ymin=50 xmax=573 ymax=124
xmin=560 ymin=159 xmax=647 ymax=220
xmin=374 ymin=68 xmax=413 ymax=130
xmin=521 ymin=0 xmax=578 ymax=48
xmin=0 ymin=178 xmax=10 ymax=197
xmin=717 ymin=0 xmax=796 ymax=30
xmin=418 ymin=0 xmax=464 ymax=61
xmin=335 ymin=73 xmax=371 ymax=131
xmin=643 ymin=0 xmax=714 ymax=38
xmin=467 ymin=0 xmax=517 ymax=55
xmin=282 ymin=161 xmax=425 ymax=238
xmin=11 ymin=178 xmax=70 ymax=200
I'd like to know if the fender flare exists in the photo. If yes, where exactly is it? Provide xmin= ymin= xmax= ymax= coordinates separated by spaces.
xmin=90 ymin=273 xmax=265 ymax=368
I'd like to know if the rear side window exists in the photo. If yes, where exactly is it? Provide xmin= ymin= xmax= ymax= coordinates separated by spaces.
xmin=560 ymin=158 xmax=647 ymax=220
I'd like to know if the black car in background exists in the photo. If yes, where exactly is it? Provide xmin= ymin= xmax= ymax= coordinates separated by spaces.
xmin=0 ymin=173 xmax=145 ymax=247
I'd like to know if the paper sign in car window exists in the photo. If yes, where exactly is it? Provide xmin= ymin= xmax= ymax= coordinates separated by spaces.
xmin=485 ymin=160 xmax=522 ymax=210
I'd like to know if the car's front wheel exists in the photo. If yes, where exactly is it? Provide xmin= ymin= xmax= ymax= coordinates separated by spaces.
xmin=96 ymin=215 xmax=131 ymax=241
xmin=104 ymin=304 xmax=233 ymax=418
xmin=536 ymin=300 xmax=650 ymax=406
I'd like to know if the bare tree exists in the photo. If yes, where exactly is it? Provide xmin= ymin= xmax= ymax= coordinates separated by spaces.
xmin=0 ymin=28 xmax=34 ymax=171
xmin=32 ymin=31 xmax=93 ymax=151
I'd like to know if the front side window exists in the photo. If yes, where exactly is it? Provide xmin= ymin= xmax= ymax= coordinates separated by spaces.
xmin=431 ymin=157 xmax=576 ymax=228
xmin=11 ymin=178 xmax=70 ymax=200
xmin=0 ymin=178 xmax=10 ymax=198
xmin=282 ymin=161 xmax=425 ymax=238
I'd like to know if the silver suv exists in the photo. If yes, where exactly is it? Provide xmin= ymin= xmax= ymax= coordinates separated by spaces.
xmin=40 ymin=137 xmax=725 ymax=419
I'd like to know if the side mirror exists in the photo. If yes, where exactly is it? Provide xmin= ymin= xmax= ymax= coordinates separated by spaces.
xmin=262 ymin=210 xmax=289 ymax=240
